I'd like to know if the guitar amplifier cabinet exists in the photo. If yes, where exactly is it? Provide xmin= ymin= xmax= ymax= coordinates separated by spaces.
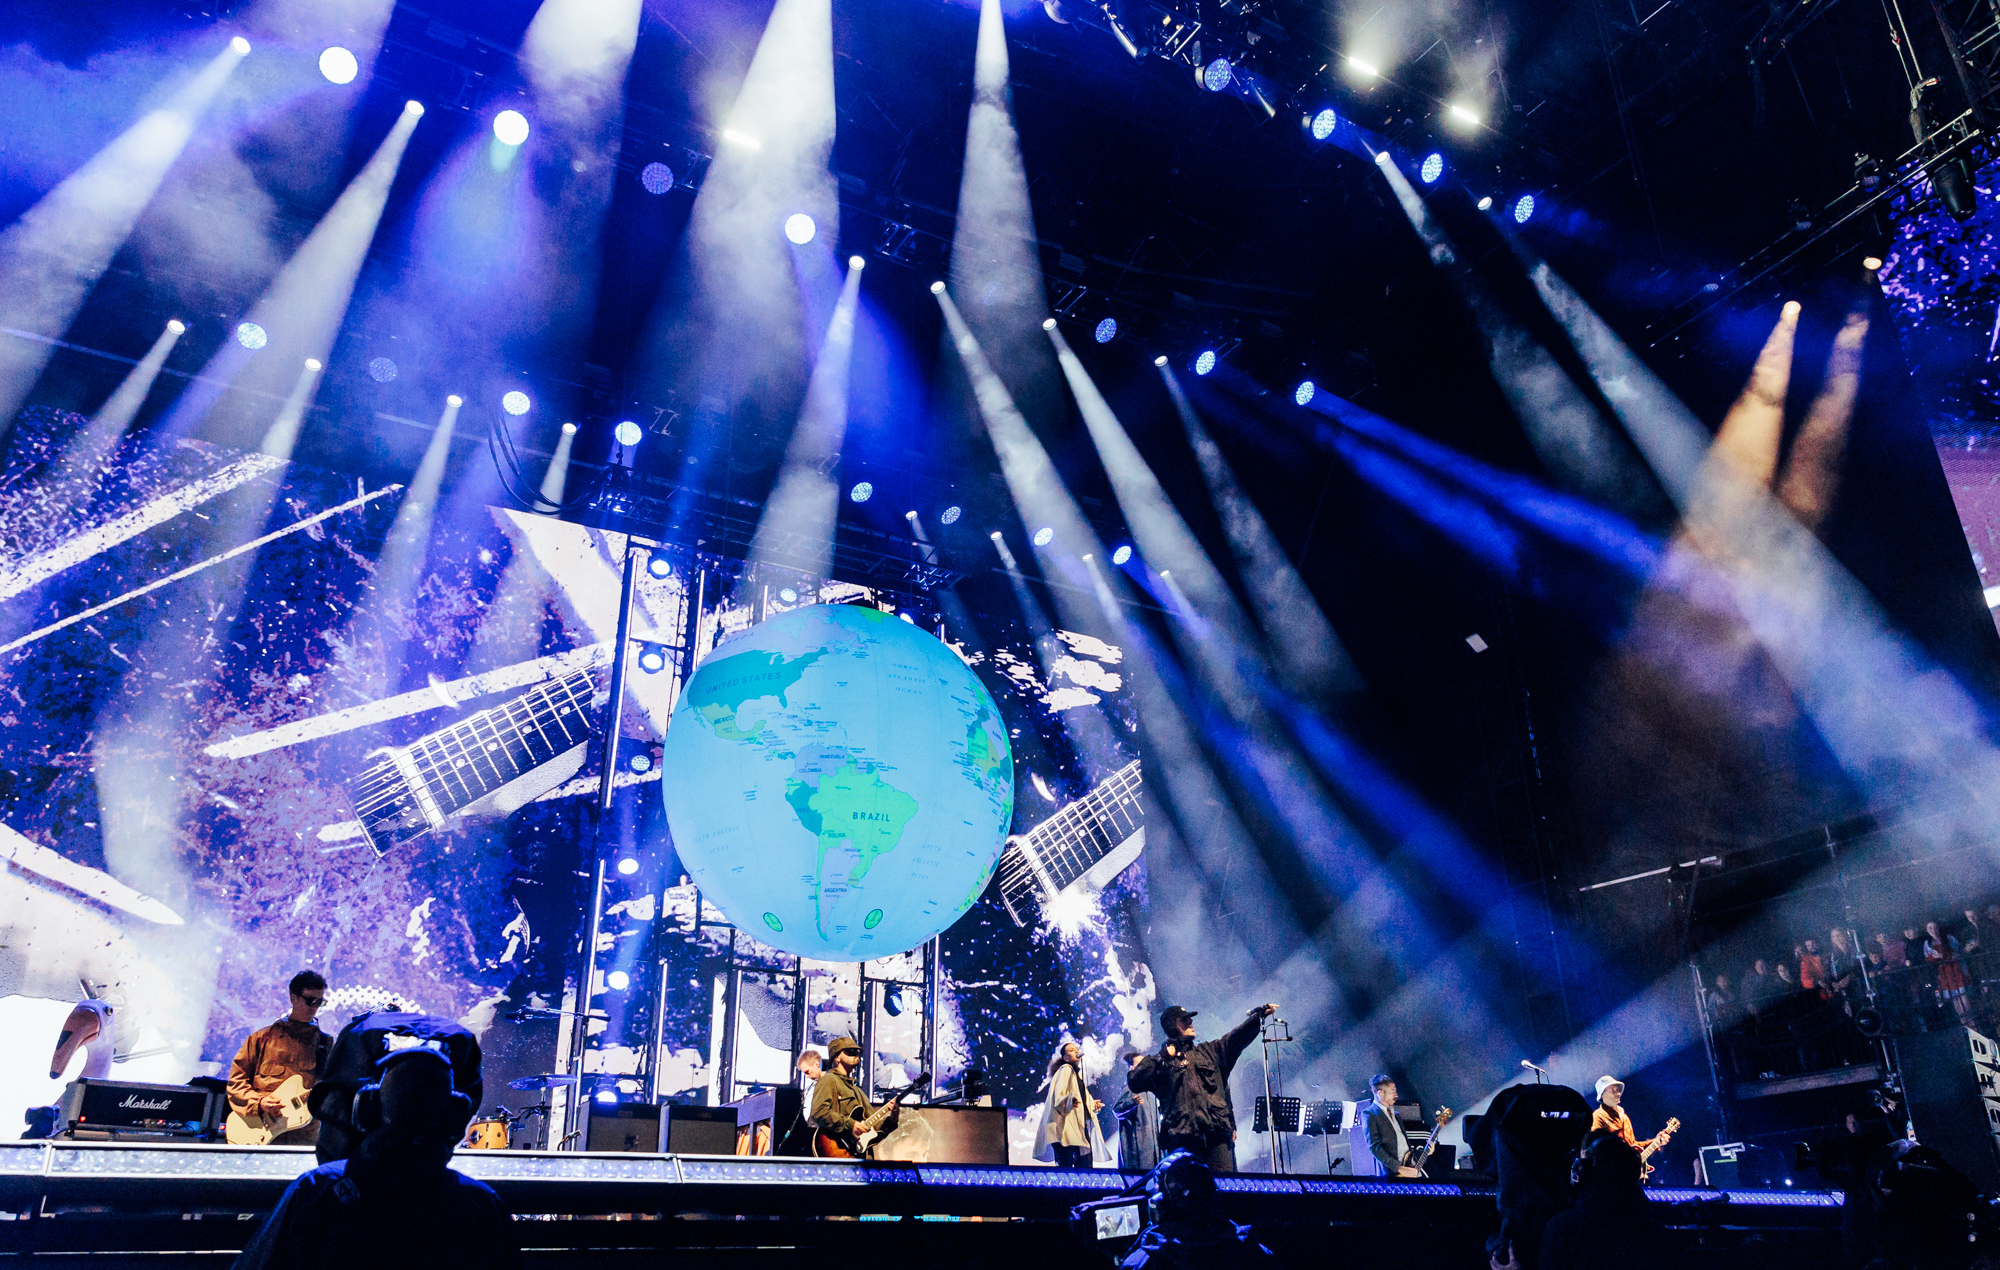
xmin=586 ymin=1103 xmax=662 ymax=1153
xmin=665 ymin=1105 xmax=740 ymax=1156
xmin=58 ymin=1080 xmax=213 ymax=1139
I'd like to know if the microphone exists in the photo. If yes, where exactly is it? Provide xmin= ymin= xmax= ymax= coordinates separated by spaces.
xmin=1520 ymin=1059 xmax=1549 ymax=1082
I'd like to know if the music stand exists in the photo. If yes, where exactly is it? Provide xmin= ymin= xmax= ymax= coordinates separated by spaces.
xmin=1253 ymin=1096 xmax=1302 ymax=1134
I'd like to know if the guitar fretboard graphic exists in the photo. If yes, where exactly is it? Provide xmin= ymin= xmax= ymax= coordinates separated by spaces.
xmin=995 ymin=760 xmax=1144 ymax=926
xmin=349 ymin=668 xmax=597 ymax=855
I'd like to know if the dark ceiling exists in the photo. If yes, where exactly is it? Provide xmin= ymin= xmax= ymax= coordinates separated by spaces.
xmin=5 ymin=0 xmax=1991 ymax=881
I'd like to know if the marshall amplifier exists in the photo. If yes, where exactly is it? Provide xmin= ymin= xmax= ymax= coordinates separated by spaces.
xmin=58 ymin=1079 xmax=213 ymax=1139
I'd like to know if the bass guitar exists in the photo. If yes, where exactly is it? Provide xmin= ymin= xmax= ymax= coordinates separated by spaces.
xmin=1402 ymin=1106 xmax=1454 ymax=1177
xmin=812 ymin=1072 xmax=931 ymax=1159
xmin=1639 ymin=1116 xmax=1680 ymax=1179
xmin=224 ymin=1073 xmax=312 ymax=1146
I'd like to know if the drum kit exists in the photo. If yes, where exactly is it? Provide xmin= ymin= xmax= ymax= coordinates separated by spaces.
xmin=460 ymin=1073 xmax=578 ymax=1151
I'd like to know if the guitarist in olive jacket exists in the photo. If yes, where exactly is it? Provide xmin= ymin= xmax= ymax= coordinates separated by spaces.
xmin=810 ymin=1037 xmax=900 ymax=1157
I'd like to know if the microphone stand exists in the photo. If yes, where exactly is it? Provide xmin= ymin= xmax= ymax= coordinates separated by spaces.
xmin=1259 ymin=1016 xmax=1293 ymax=1176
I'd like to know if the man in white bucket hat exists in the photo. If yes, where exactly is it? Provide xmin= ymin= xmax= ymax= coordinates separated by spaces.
xmin=1590 ymin=1074 xmax=1678 ymax=1180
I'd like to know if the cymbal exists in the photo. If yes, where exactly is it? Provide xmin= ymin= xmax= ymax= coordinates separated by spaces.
xmin=508 ymin=1073 xmax=580 ymax=1090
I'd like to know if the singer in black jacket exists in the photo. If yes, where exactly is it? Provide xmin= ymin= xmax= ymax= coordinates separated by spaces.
xmin=1127 ymin=1003 xmax=1275 ymax=1173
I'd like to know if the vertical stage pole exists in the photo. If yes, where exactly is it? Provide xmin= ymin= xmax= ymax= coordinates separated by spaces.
xmin=598 ymin=542 xmax=642 ymax=813
xmin=563 ymin=856 xmax=607 ymax=1149
xmin=565 ymin=539 xmax=640 ymax=1147
xmin=925 ymin=935 xmax=941 ymax=1089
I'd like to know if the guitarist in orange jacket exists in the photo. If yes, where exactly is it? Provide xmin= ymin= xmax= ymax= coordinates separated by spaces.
xmin=226 ymin=971 xmax=333 ymax=1145
xmin=1590 ymin=1075 xmax=1676 ymax=1180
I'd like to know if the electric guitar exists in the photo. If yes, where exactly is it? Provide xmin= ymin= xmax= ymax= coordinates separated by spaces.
xmin=1638 ymin=1116 xmax=1680 ymax=1179
xmin=996 ymin=762 xmax=1144 ymax=927
xmin=811 ymin=1072 xmax=931 ymax=1159
xmin=1402 ymin=1106 xmax=1454 ymax=1176
xmin=223 ymin=1074 xmax=312 ymax=1146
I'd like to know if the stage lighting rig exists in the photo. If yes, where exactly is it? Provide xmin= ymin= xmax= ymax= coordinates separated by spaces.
xmin=1911 ymin=79 xmax=1978 ymax=222
xmin=1065 ymin=0 xmax=1303 ymax=119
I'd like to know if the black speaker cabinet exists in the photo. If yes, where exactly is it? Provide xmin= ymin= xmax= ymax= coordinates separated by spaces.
xmin=666 ymin=1104 xmax=740 ymax=1156
xmin=586 ymin=1103 xmax=661 ymax=1153
xmin=1898 ymin=1026 xmax=2000 ymax=1191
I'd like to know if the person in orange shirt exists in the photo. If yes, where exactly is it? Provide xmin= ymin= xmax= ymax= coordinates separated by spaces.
xmin=1589 ymin=1076 xmax=1639 ymax=1150
xmin=1798 ymin=939 xmax=1829 ymax=998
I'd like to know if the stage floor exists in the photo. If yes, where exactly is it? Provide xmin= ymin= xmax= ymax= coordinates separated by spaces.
xmin=0 ymin=1141 xmax=1845 ymax=1267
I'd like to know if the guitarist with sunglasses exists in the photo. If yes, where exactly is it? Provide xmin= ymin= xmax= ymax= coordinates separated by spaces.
xmin=225 ymin=971 xmax=333 ymax=1146
xmin=811 ymin=1037 xmax=925 ymax=1159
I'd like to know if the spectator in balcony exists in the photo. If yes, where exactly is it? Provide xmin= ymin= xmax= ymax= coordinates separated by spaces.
xmin=1741 ymin=959 xmax=1773 ymax=1005
xmin=1962 ymin=909 xmax=1984 ymax=954
xmin=1798 ymin=939 xmax=1829 ymax=999
xmin=1705 ymin=974 xmax=1736 ymax=1025
xmin=1827 ymin=930 xmax=1861 ymax=1002
xmin=1772 ymin=961 xmax=1797 ymax=994
xmin=1926 ymin=919 xmax=1972 ymax=1022
xmin=1876 ymin=930 xmax=1908 ymax=970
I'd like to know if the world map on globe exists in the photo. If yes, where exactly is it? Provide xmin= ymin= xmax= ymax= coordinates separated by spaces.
xmin=659 ymin=603 xmax=1015 ymax=960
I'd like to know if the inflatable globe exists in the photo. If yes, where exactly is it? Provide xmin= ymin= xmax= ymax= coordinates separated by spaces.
xmin=659 ymin=603 xmax=1014 ymax=960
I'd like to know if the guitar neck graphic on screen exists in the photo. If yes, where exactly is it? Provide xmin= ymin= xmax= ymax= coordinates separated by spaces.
xmin=349 ymin=667 xmax=599 ymax=855
xmin=996 ymin=760 xmax=1145 ymax=927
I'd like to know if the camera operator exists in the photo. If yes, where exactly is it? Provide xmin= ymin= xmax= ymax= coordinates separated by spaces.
xmin=233 ymin=1043 xmax=518 ymax=1268
xmin=1118 ymin=1150 xmax=1274 ymax=1269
